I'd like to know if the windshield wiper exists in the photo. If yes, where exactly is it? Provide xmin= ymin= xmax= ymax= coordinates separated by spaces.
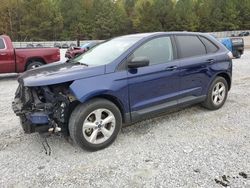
xmin=66 ymin=59 xmax=73 ymax=63
xmin=75 ymin=62 xmax=88 ymax=67
xmin=66 ymin=59 xmax=88 ymax=66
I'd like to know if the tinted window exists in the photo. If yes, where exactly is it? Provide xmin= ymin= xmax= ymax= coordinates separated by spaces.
xmin=200 ymin=36 xmax=218 ymax=53
xmin=175 ymin=35 xmax=206 ymax=58
xmin=0 ymin=38 xmax=5 ymax=49
xmin=133 ymin=37 xmax=173 ymax=65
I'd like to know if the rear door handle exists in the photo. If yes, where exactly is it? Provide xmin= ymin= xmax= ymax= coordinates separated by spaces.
xmin=0 ymin=53 xmax=7 ymax=56
xmin=165 ymin=66 xmax=178 ymax=71
xmin=205 ymin=59 xmax=215 ymax=64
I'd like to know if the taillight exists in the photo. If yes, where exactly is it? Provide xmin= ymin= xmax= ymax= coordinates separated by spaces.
xmin=227 ymin=51 xmax=233 ymax=59
xmin=52 ymin=49 xmax=60 ymax=61
xmin=57 ymin=49 xmax=60 ymax=59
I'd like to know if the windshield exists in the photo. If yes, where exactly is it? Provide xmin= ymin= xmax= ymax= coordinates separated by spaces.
xmin=71 ymin=37 xmax=141 ymax=66
xmin=80 ymin=42 xmax=91 ymax=48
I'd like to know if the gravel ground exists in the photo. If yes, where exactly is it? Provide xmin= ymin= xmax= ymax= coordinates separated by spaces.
xmin=0 ymin=51 xmax=250 ymax=188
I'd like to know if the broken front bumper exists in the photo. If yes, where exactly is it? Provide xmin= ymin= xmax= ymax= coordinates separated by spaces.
xmin=12 ymin=84 xmax=68 ymax=133
xmin=12 ymin=88 xmax=50 ymax=133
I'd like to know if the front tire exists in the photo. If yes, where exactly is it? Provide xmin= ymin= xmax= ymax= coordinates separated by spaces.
xmin=202 ymin=77 xmax=228 ymax=110
xmin=69 ymin=99 xmax=122 ymax=151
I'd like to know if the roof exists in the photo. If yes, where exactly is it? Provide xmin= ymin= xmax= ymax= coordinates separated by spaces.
xmin=116 ymin=31 xmax=208 ymax=40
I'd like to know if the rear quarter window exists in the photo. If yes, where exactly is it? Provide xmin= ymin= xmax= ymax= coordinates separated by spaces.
xmin=199 ymin=36 xmax=219 ymax=53
xmin=175 ymin=35 xmax=206 ymax=58
xmin=0 ymin=38 xmax=5 ymax=49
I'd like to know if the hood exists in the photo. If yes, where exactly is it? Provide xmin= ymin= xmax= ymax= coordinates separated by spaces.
xmin=18 ymin=62 xmax=105 ymax=87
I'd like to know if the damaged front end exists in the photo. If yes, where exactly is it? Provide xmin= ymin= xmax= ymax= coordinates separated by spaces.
xmin=12 ymin=82 xmax=75 ymax=134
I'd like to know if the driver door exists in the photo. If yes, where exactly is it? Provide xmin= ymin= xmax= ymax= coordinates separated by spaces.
xmin=127 ymin=36 xmax=180 ymax=121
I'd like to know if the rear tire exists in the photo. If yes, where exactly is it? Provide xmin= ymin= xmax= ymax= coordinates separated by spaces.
xmin=69 ymin=98 xmax=122 ymax=151
xmin=26 ymin=61 xmax=44 ymax=70
xmin=235 ymin=51 xmax=241 ymax=59
xmin=202 ymin=77 xmax=228 ymax=110
xmin=236 ymin=51 xmax=241 ymax=59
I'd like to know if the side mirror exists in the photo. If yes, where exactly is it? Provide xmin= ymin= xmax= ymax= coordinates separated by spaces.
xmin=128 ymin=57 xmax=149 ymax=69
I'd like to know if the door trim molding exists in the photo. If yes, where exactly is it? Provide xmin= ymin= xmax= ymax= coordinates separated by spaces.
xmin=131 ymin=95 xmax=206 ymax=122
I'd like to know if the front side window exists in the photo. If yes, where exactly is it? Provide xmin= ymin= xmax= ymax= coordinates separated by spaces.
xmin=0 ymin=38 xmax=5 ymax=49
xmin=175 ymin=35 xmax=206 ymax=58
xmin=132 ymin=37 xmax=173 ymax=65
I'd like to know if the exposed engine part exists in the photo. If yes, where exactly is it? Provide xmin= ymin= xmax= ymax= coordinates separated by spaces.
xmin=48 ymin=127 xmax=61 ymax=133
xmin=48 ymin=118 xmax=62 ymax=133
xmin=68 ymin=94 xmax=77 ymax=102
xmin=12 ymin=82 xmax=74 ymax=134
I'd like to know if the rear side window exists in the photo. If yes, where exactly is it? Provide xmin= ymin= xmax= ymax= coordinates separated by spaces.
xmin=175 ymin=35 xmax=206 ymax=58
xmin=133 ymin=36 xmax=173 ymax=65
xmin=200 ymin=36 xmax=218 ymax=53
xmin=0 ymin=38 xmax=5 ymax=49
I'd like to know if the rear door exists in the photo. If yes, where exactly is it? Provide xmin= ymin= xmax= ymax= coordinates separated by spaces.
xmin=127 ymin=36 xmax=180 ymax=121
xmin=0 ymin=37 xmax=15 ymax=73
xmin=174 ymin=35 xmax=219 ymax=103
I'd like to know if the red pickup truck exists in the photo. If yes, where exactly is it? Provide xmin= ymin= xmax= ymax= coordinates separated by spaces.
xmin=0 ymin=35 xmax=60 ymax=73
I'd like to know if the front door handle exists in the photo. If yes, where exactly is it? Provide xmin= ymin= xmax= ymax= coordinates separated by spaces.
xmin=0 ymin=53 xmax=7 ymax=56
xmin=165 ymin=66 xmax=177 ymax=71
xmin=205 ymin=59 xmax=215 ymax=64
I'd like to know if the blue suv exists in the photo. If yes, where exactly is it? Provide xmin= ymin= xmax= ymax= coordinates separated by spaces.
xmin=12 ymin=32 xmax=232 ymax=151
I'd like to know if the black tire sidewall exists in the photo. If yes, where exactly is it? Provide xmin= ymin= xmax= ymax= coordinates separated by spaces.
xmin=236 ymin=51 xmax=241 ymax=58
xmin=69 ymin=99 xmax=122 ymax=151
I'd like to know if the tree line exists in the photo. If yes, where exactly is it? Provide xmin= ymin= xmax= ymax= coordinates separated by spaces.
xmin=0 ymin=0 xmax=249 ymax=41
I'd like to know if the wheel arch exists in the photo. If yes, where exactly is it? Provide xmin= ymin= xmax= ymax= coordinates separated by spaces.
xmin=66 ymin=94 xmax=128 ymax=133
xmin=216 ymin=72 xmax=231 ymax=91
xmin=25 ymin=57 xmax=46 ymax=70
xmin=92 ymin=94 xmax=127 ymax=123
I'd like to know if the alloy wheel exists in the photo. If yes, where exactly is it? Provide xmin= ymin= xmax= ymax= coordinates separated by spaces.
xmin=31 ymin=64 xmax=41 ymax=69
xmin=212 ymin=82 xmax=226 ymax=105
xmin=82 ymin=108 xmax=116 ymax=144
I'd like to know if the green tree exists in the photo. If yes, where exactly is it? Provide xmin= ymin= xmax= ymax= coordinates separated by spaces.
xmin=0 ymin=0 xmax=249 ymax=41
xmin=91 ymin=0 xmax=129 ymax=39
xmin=221 ymin=0 xmax=239 ymax=30
xmin=174 ymin=0 xmax=199 ymax=31
xmin=133 ymin=0 xmax=162 ymax=32
xmin=20 ymin=0 xmax=63 ymax=41
xmin=0 ymin=0 xmax=23 ymax=40
xmin=195 ymin=0 xmax=211 ymax=31
xmin=236 ymin=0 xmax=250 ymax=29
xmin=58 ymin=0 xmax=90 ymax=40
xmin=153 ymin=0 xmax=175 ymax=31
